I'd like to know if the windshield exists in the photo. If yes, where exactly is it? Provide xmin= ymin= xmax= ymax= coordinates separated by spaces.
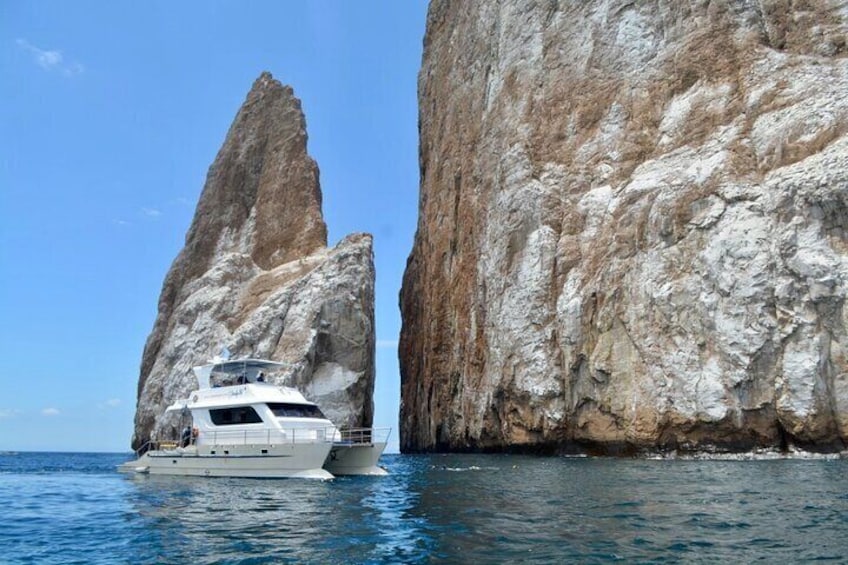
xmin=267 ymin=402 xmax=327 ymax=419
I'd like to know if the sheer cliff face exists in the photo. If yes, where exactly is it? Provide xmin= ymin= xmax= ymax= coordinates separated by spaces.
xmin=133 ymin=73 xmax=374 ymax=449
xmin=400 ymin=1 xmax=848 ymax=453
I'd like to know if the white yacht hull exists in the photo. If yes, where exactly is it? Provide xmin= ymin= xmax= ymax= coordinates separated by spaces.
xmin=117 ymin=442 xmax=333 ymax=479
xmin=323 ymin=441 xmax=388 ymax=476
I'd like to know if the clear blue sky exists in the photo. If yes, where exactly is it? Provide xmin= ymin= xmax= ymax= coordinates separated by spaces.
xmin=0 ymin=1 xmax=428 ymax=452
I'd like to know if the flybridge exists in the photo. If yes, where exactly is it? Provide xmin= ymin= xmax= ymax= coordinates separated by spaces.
xmin=192 ymin=358 xmax=292 ymax=389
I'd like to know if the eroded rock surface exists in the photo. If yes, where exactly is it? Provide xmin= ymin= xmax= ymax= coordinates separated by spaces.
xmin=132 ymin=73 xmax=374 ymax=449
xmin=400 ymin=0 xmax=848 ymax=453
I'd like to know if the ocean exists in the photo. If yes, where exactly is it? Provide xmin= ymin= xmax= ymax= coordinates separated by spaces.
xmin=1 ymin=451 xmax=847 ymax=563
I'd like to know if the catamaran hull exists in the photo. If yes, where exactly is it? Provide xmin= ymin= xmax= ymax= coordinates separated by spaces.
xmin=117 ymin=443 xmax=333 ymax=479
xmin=323 ymin=442 xmax=388 ymax=476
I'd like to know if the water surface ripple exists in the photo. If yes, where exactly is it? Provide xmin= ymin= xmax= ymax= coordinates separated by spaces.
xmin=1 ymin=452 xmax=847 ymax=563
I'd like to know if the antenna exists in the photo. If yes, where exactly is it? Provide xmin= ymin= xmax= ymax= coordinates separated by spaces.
xmin=211 ymin=346 xmax=232 ymax=364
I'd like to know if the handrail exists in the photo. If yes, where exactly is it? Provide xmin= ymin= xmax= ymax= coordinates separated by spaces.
xmin=135 ymin=436 xmax=195 ymax=457
xmin=140 ymin=426 xmax=391 ymax=453
xmin=335 ymin=427 xmax=391 ymax=445
xmin=201 ymin=426 xmax=334 ymax=447
xmin=136 ymin=440 xmax=153 ymax=458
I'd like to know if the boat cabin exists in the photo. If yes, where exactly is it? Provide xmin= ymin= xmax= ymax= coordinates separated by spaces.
xmin=165 ymin=358 xmax=337 ymax=448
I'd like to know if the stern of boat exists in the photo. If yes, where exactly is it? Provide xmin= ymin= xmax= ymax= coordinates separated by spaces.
xmin=323 ymin=428 xmax=390 ymax=476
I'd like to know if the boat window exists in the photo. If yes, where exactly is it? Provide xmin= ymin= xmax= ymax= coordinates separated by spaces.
xmin=209 ymin=406 xmax=263 ymax=426
xmin=267 ymin=402 xmax=326 ymax=419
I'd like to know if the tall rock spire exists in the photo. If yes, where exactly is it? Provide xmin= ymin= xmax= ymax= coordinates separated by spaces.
xmin=132 ymin=73 xmax=374 ymax=449
xmin=187 ymin=71 xmax=327 ymax=273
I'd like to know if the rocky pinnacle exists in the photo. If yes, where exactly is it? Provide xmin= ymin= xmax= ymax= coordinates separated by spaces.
xmin=132 ymin=73 xmax=374 ymax=449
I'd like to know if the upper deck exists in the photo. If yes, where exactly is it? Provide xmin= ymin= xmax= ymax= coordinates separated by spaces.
xmin=166 ymin=358 xmax=319 ymax=413
xmin=192 ymin=358 xmax=290 ymax=389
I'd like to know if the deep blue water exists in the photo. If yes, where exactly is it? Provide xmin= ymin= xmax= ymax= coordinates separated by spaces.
xmin=1 ymin=452 xmax=847 ymax=563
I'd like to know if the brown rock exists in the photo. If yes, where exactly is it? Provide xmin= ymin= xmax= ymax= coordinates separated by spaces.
xmin=132 ymin=73 xmax=374 ymax=450
xmin=400 ymin=0 xmax=848 ymax=454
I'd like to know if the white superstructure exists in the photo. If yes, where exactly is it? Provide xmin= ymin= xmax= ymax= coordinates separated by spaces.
xmin=118 ymin=358 xmax=389 ymax=479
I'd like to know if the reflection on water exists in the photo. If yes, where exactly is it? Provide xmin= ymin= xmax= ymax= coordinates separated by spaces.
xmin=125 ymin=457 xmax=439 ymax=563
xmin=413 ymin=455 xmax=848 ymax=562
xmin=129 ymin=476 xmax=338 ymax=563
xmin=358 ymin=459 xmax=434 ymax=562
xmin=3 ymin=453 xmax=848 ymax=563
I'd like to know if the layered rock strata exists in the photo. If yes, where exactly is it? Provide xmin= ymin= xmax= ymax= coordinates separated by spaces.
xmin=400 ymin=0 xmax=848 ymax=453
xmin=132 ymin=72 xmax=375 ymax=450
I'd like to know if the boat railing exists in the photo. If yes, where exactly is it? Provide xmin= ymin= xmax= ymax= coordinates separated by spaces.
xmin=140 ymin=426 xmax=391 ymax=453
xmin=135 ymin=439 xmax=181 ymax=457
xmin=200 ymin=427 xmax=334 ymax=446
xmin=335 ymin=427 xmax=391 ymax=445
xmin=135 ymin=440 xmax=153 ymax=457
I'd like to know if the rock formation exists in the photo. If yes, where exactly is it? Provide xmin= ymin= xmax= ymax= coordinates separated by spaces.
xmin=400 ymin=1 xmax=848 ymax=453
xmin=132 ymin=72 xmax=375 ymax=450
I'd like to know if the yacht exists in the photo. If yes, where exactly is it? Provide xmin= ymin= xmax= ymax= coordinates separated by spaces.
xmin=118 ymin=358 xmax=389 ymax=479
